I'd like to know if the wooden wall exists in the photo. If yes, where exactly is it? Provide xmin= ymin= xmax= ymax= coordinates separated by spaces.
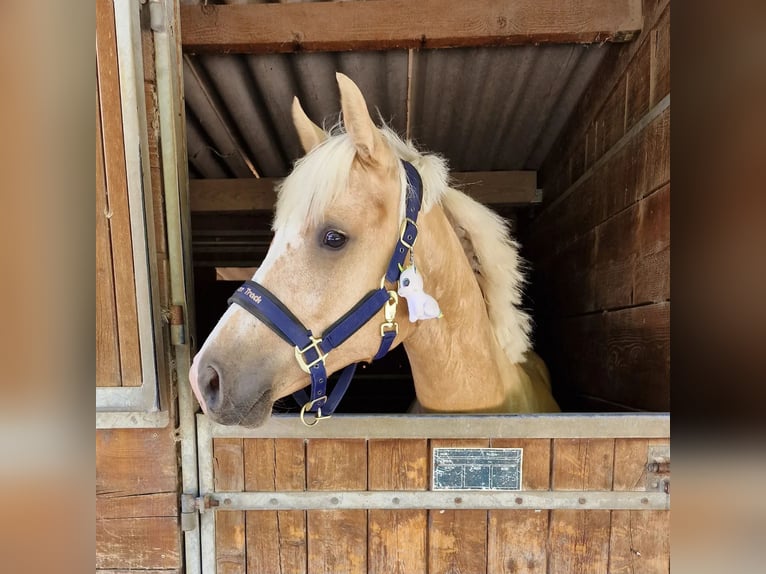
xmin=96 ymin=1 xmax=180 ymax=571
xmin=212 ymin=436 xmax=670 ymax=573
xmin=525 ymin=0 xmax=671 ymax=411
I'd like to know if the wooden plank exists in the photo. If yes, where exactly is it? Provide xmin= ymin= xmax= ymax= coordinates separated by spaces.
xmin=594 ymin=75 xmax=627 ymax=161
xmin=490 ymin=438 xmax=551 ymax=490
xmin=96 ymin=428 xmax=180 ymax=570
xmin=96 ymin=428 xmax=177 ymax=496
xmin=96 ymin=85 xmax=121 ymax=387
xmin=181 ymin=0 xmax=642 ymax=54
xmin=538 ymin=0 xmax=669 ymax=206
xmin=244 ymin=439 xmax=307 ymax=574
xmin=450 ymin=171 xmax=537 ymax=204
xmin=553 ymin=304 xmax=669 ymax=409
xmin=368 ymin=440 xmax=428 ymax=574
xmin=552 ymin=439 xmax=615 ymax=490
xmin=96 ymin=0 xmax=142 ymax=387
xmin=634 ymin=184 xmax=670 ymax=303
xmin=488 ymin=511 xmax=549 ymax=574
xmin=528 ymin=107 xmax=668 ymax=265
xmin=626 ymin=37 xmax=652 ymax=129
xmin=190 ymin=178 xmax=278 ymax=212
xmin=549 ymin=441 xmax=612 ymax=572
xmin=428 ymin=439 xmax=488 ymax=574
xmin=213 ymin=438 xmax=246 ymax=574
xmin=488 ymin=439 xmax=550 ymax=573
xmin=189 ymin=171 xmax=537 ymax=213
xmin=97 ymin=492 xmax=177 ymax=520
xmin=650 ymin=5 xmax=671 ymax=107
xmin=548 ymin=510 xmax=611 ymax=574
xmin=307 ymin=439 xmax=367 ymax=574
xmin=635 ymin=106 xmax=670 ymax=201
xmin=613 ymin=438 xmax=669 ymax=491
xmin=96 ymin=516 xmax=181 ymax=570
xmin=609 ymin=510 xmax=670 ymax=573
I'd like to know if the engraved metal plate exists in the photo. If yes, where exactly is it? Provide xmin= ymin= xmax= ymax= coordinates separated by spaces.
xmin=432 ymin=448 xmax=523 ymax=491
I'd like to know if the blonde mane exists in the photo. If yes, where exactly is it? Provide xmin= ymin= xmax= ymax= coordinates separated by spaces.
xmin=275 ymin=122 xmax=531 ymax=363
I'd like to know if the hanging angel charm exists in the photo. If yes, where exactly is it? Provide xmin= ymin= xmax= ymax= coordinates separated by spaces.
xmin=397 ymin=265 xmax=442 ymax=323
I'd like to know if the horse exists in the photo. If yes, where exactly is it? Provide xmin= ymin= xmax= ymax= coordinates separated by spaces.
xmin=189 ymin=73 xmax=559 ymax=427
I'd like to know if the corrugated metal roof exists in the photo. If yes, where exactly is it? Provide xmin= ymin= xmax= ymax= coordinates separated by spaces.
xmin=183 ymin=44 xmax=608 ymax=179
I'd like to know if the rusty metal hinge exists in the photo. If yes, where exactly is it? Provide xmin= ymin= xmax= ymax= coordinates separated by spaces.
xmin=180 ymin=493 xmax=219 ymax=531
xmin=646 ymin=445 xmax=670 ymax=494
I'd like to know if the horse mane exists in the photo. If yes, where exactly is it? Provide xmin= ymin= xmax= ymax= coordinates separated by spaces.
xmin=275 ymin=120 xmax=531 ymax=363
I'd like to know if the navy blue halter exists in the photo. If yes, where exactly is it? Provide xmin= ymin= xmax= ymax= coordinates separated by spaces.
xmin=227 ymin=161 xmax=423 ymax=425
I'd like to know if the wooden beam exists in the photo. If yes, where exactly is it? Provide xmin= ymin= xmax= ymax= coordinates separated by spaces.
xmin=181 ymin=0 xmax=642 ymax=54
xmin=189 ymin=171 xmax=537 ymax=213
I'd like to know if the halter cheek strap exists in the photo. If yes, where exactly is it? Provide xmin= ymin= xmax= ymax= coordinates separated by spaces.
xmin=227 ymin=160 xmax=423 ymax=425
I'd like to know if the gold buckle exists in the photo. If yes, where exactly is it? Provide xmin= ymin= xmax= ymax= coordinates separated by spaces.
xmin=380 ymin=290 xmax=399 ymax=336
xmin=399 ymin=217 xmax=417 ymax=250
xmin=300 ymin=396 xmax=330 ymax=427
xmin=294 ymin=336 xmax=326 ymax=374
xmin=380 ymin=322 xmax=399 ymax=337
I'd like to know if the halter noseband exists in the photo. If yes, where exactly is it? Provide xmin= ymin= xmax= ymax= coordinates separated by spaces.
xmin=227 ymin=161 xmax=422 ymax=426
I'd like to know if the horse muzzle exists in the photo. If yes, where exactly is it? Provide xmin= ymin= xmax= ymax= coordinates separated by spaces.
xmin=189 ymin=354 xmax=274 ymax=427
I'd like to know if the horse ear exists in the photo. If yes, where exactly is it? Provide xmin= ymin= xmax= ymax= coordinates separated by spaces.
xmin=291 ymin=96 xmax=327 ymax=153
xmin=336 ymin=72 xmax=380 ymax=163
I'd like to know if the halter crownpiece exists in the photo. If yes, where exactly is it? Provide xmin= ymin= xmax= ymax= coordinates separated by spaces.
xmin=228 ymin=160 xmax=424 ymax=426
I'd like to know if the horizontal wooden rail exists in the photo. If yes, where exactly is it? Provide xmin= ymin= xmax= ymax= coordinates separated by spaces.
xmin=189 ymin=171 xmax=537 ymax=212
xmin=181 ymin=0 xmax=642 ymax=54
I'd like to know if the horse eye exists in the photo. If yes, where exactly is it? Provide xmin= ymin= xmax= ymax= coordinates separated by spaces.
xmin=322 ymin=229 xmax=347 ymax=249
xmin=403 ymin=278 xmax=410 ymax=287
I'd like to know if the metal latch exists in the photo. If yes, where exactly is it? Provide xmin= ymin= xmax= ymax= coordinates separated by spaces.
xmin=170 ymin=304 xmax=186 ymax=345
xmin=646 ymin=445 xmax=670 ymax=494
xmin=180 ymin=493 xmax=219 ymax=531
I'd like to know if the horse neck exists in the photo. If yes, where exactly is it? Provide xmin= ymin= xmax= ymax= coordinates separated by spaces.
xmin=401 ymin=204 xmax=533 ymax=412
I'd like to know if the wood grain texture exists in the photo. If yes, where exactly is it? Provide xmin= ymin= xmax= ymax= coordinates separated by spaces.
xmin=539 ymin=0 xmax=670 ymax=205
xmin=213 ymin=438 xmax=246 ymax=574
xmin=96 ymin=428 xmax=180 ymax=570
xmin=96 ymin=85 xmax=121 ymax=387
xmin=368 ymin=440 xmax=428 ymax=574
xmin=609 ymin=510 xmax=670 ymax=573
xmin=487 ymin=440 xmax=550 ymax=574
xmin=558 ymin=303 xmax=670 ymax=410
xmin=96 ymin=0 xmax=142 ymax=387
xmin=244 ymin=439 xmax=307 ymax=574
xmin=552 ymin=439 xmax=615 ymax=490
xmin=428 ymin=440 xmax=488 ymax=574
xmin=181 ymin=0 xmax=642 ymax=53
xmin=307 ymin=439 xmax=367 ymax=574
xmin=613 ymin=438 xmax=669 ymax=491
xmin=490 ymin=438 xmax=551 ymax=490
xmin=96 ymin=516 xmax=181 ymax=570
xmin=488 ymin=510 xmax=549 ymax=574
xmin=626 ymin=37 xmax=652 ymax=129
xmin=189 ymin=171 xmax=537 ymax=213
xmin=650 ymin=5 xmax=671 ymax=107
xmin=548 ymin=510 xmax=611 ymax=574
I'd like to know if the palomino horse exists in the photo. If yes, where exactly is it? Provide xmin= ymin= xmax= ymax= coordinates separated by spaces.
xmin=190 ymin=73 xmax=559 ymax=427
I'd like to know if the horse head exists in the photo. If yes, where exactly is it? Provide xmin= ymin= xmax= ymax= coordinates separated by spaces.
xmin=190 ymin=73 xmax=426 ymax=427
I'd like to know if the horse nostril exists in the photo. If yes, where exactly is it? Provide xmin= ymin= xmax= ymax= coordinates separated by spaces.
xmin=201 ymin=365 xmax=222 ymax=409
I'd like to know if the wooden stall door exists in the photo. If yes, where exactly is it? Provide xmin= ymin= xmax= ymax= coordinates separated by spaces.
xmin=200 ymin=416 xmax=670 ymax=574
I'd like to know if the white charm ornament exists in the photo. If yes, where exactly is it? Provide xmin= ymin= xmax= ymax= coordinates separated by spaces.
xmin=397 ymin=266 xmax=442 ymax=323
